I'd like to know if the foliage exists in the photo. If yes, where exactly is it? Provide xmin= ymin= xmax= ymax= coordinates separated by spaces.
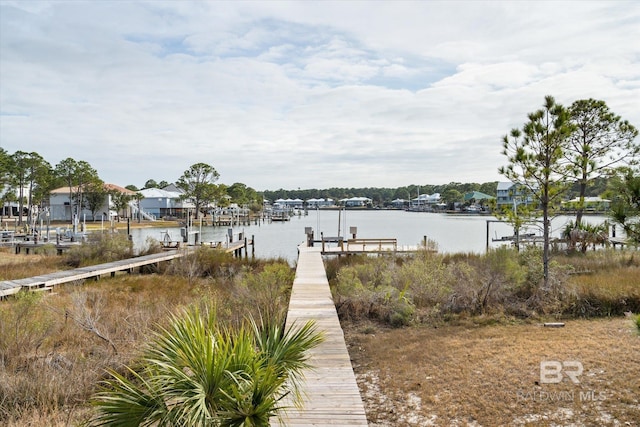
xmin=499 ymin=95 xmax=574 ymax=290
xmin=233 ymin=262 xmax=295 ymax=325
xmin=143 ymin=179 xmax=158 ymax=189
xmin=54 ymin=158 xmax=102 ymax=224
xmin=90 ymin=305 xmax=322 ymax=427
xmin=176 ymin=163 xmax=222 ymax=218
xmin=0 ymin=292 xmax=52 ymax=368
xmin=330 ymin=246 xmax=598 ymax=325
xmin=84 ymin=181 xmax=108 ymax=221
xmin=607 ymin=167 xmax=640 ymax=244
xmin=561 ymin=220 xmax=609 ymax=253
xmin=5 ymin=151 xmax=53 ymax=226
xmin=0 ymin=147 xmax=10 ymax=189
xmin=65 ymin=233 xmax=134 ymax=268
xmin=109 ymin=189 xmax=133 ymax=220
xmin=566 ymin=98 xmax=639 ymax=227
xmin=168 ymin=246 xmax=238 ymax=279
xmin=227 ymin=182 xmax=262 ymax=208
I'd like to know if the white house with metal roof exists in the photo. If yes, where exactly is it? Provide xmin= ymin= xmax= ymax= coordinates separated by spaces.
xmin=138 ymin=187 xmax=194 ymax=218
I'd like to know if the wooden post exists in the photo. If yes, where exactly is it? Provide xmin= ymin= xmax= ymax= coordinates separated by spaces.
xmin=244 ymin=237 xmax=248 ymax=258
xmin=486 ymin=221 xmax=490 ymax=252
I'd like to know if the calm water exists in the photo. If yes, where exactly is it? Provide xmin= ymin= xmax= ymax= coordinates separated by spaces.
xmin=130 ymin=210 xmax=611 ymax=264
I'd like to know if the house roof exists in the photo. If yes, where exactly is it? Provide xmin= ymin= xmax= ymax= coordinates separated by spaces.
xmin=139 ymin=188 xmax=182 ymax=199
xmin=104 ymin=184 xmax=137 ymax=195
xmin=340 ymin=197 xmax=371 ymax=201
xmin=497 ymin=182 xmax=515 ymax=191
xmin=50 ymin=184 xmax=136 ymax=195
xmin=464 ymin=191 xmax=495 ymax=201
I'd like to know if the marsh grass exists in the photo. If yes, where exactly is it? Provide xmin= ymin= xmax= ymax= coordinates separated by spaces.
xmin=0 ymin=251 xmax=296 ymax=425
xmin=329 ymin=248 xmax=640 ymax=326
xmin=0 ymin=247 xmax=66 ymax=280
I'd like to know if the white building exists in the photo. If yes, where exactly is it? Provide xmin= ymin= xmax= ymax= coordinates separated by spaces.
xmin=49 ymin=184 xmax=136 ymax=221
xmin=138 ymin=187 xmax=193 ymax=219
xmin=410 ymin=193 xmax=441 ymax=209
xmin=306 ymin=198 xmax=335 ymax=208
xmin=340 ymin=197 xmax=372 ymax=207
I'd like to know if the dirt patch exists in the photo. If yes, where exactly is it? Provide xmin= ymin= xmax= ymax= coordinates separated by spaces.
xmin=344 ymin=318 xmax=640 ymax=426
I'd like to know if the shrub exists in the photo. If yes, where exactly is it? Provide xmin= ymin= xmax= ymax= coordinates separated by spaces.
xmin=65 ymin=233 xmax=133 ymax=267
xmin=397 ymin=253 xmax=452 ymax=309
xmin=233 ymin=262 xmax=295 ymax=324
xmin=90 ymin=305 xmax=322 ymax=426
xmin=0 ymin=292 xmax=52 ymax=368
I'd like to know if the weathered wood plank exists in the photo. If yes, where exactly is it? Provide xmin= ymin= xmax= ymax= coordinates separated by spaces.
xmin=272 ymin=246 xmax=367 ymax=426
xmin=0 ymin=250 xmax=185 ymax=297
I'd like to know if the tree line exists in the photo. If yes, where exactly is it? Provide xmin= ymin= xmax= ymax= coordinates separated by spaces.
xmin=0 ymin=154 xmax=264 ymax=224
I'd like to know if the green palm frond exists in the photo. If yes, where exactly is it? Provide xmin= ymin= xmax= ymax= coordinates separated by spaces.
xmin=91 ymin=304 xmax=323 ymax=426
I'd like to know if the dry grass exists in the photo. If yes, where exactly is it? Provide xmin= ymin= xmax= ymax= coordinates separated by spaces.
xmin=0 ymin=254 xmax=294 ymax=426
xmin=0 ymin=247 xmax=66 ymax=280
xmin=567 ymin=266 xmax=640 ymax=317
xmin=345 ymin=318 xmax=640 ymax=426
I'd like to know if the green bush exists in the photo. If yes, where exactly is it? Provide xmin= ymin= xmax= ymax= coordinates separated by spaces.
xmin=330 ymin=246 xmax=586 ymax=325
xmin=234 ymin=262 xmax=295 ymax=324
xmin=90 ymin=305 xmax=323 ymax=426
xmin=65 ymin=233 xmax=133 ymax=267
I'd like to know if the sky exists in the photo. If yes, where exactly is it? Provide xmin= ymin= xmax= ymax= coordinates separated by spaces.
xmin=1 ymin=1 xmax=639 ymax=192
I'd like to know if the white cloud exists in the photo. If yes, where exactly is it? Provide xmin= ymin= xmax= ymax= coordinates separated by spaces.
xmin=1 ymin=1 xmax=638 ymax=191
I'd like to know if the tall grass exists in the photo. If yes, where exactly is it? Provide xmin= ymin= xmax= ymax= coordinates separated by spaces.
xmin=329 ymin=248 xmax=639 ymax=326
xmin=65 ymin=233 xmax=134 ymax=267
xmin=0 ymin=253 xmax=297 ymax=425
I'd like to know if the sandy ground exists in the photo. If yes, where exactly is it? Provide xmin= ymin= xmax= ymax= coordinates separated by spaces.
xmin=344 ymin=318 xmax=640 ymax=426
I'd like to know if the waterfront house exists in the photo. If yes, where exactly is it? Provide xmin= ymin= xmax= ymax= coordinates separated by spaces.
xmin=340 ymin=197 xmax=372 ymax=207
xmin=463 ymin=191 xmax=495 ymax=202
xmin=139 ymin=187 xmax=196 ymax=219
xmin=391 ymin=198 xmax=409 ymax=209
xmin=562 ymin=196 xmax=610 ymax=213
xmin=410 ymin=193 xmax=441 ymax=210
xmin=496 ymin=182 xmax=534 ymax=208
xmin=49 ymin=184 xmax=136 ymax=221
xmin=306 ymin=198 xmax=335 ymax=208
xmin=274 ymin=198 xmax=304 ymax=209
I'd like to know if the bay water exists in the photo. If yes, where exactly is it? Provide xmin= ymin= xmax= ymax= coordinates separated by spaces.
xmin=129 ymin=210 xmax=611 ymax=264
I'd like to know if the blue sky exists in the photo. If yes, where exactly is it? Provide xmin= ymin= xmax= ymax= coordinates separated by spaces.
xmin=1 ymin=1 xmax=638 ymax=191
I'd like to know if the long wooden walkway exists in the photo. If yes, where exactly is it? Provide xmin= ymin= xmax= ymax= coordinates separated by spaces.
xmin=0 ymin=250 xmax=184 ymax=297
xmin=273 ymin=246 xmax=368 ymax=426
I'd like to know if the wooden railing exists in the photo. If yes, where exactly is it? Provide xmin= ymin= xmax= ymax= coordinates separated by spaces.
xmin=347 ymin=237 xmax=397 ymax=251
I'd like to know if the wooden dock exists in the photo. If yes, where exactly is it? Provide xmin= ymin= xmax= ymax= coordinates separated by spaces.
xmin=273 ymin=246 xmax=368 ymax=426
xmin=0 ymin=250 xmax=185 ymax=297
xmin=318 ymin=237 xmax=422 ymax=256
xmin=0 ymin=237 xmax=258 ymax=298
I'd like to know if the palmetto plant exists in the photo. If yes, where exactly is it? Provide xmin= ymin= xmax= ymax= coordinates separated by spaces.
xmin=90 ymin=305 xmax=322 ymax=426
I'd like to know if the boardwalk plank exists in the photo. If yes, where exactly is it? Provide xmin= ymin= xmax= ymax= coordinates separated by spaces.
xmin=272 ymin=246 xmax=367 ymax=426
xmin=0 ymin=250 xmax=184 ymax=297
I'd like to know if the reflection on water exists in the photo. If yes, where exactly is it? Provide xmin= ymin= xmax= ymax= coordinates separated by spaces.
xmin=129 ymin=211 xmax=612 ymax=264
